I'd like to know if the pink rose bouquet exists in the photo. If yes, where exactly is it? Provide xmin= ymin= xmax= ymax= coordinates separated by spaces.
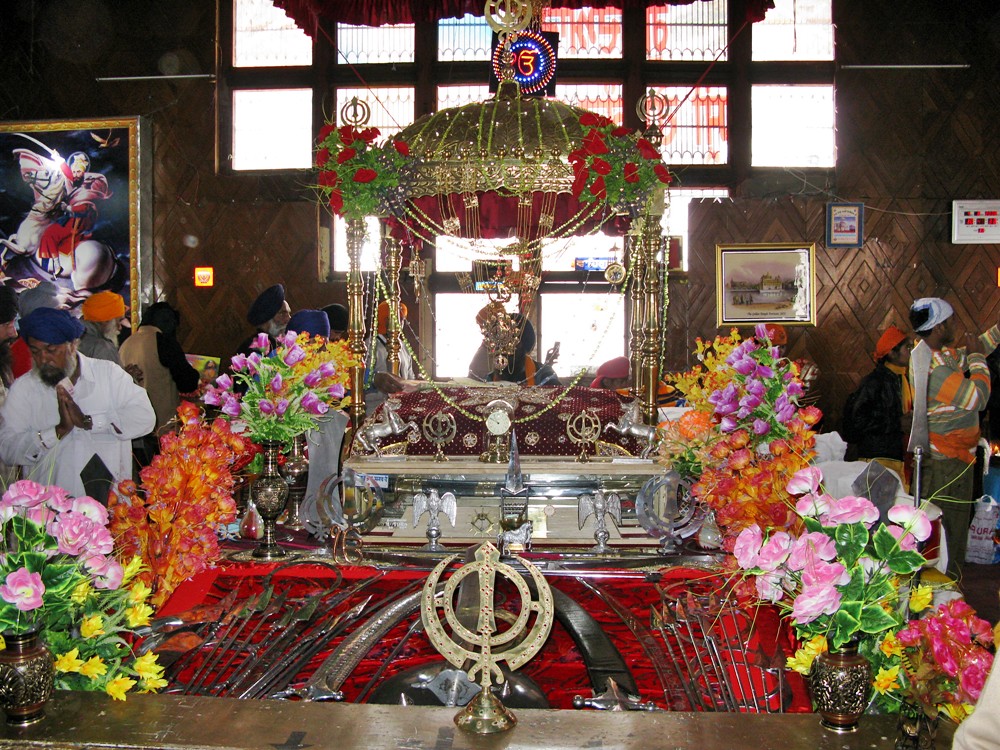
xmin=0 ymin=479 xmax=120 ymax=635
xmin=733 ymin=466 xmax=931 ymax=652
xmin=0 ymin=480 xmax=164 ymax=700
xmin=871 ymin=600 xmax=994 ymax=722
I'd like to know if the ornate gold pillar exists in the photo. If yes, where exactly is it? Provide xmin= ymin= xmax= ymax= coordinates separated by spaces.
xmin=346 ymin=218 xmax=368 ymax=432
xmin=636 ymin=217 xmax=663 ymax=426
xmin=627 ymin=230 xmax=644 ymax=396
xmin=384 ymin=231 xmax=403 ymax=376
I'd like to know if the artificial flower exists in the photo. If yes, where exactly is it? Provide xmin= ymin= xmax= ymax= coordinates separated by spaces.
xmin=734 ymin=466 xmax=928 ymax=651
xmin=111 ymin=405 xmax=252 ymax=608
xmin=203 ymin=332 xmax=354 ymax=446
xmin=106 ymin=676 xmax=137 ymax=701
xmin=314 ymin=123 xmax=413 ymax=221
xmin=568 ymin=113 xmax=672 ymax=217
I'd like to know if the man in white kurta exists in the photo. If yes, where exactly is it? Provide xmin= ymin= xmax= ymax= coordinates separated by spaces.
xmin=0 ymin=307 xmax=155 ymax=499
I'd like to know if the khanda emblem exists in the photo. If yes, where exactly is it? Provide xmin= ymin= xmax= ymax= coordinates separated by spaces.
xmin=421 ymin=542 xmax=553 ymax=733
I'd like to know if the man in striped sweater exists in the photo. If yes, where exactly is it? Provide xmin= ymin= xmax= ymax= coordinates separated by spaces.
xmin=909 ymin=297 xmax=1000 ymax=577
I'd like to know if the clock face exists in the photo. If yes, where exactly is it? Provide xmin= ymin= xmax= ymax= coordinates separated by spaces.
xmin=485 ymin=399 xmax=514 ymax=436
xmin=486 ymin=409 xmax=512 ymax=436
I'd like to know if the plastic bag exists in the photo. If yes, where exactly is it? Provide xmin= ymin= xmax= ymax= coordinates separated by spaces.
xmin=965 ymin=496 xmax=1000 ymax=564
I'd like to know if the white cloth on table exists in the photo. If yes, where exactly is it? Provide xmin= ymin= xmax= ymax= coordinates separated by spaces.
xmin=300 ymin=410 xmax=350 ymax=536
xmin=813 ymin=431 xmax=848 ymax=463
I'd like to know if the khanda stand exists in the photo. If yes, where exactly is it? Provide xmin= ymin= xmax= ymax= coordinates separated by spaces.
xmin=0 ymin=8 xmax=934 ymax=749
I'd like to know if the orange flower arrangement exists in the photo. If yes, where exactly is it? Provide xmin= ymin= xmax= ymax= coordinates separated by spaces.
xmin=662 ymin=327 xmax=822 ymax=548
xmin=109 ymin=402 xmax=254 ymax=608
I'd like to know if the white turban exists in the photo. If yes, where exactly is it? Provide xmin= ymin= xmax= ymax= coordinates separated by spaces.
xmin=910 ymin=297 xmax=954 ymax=333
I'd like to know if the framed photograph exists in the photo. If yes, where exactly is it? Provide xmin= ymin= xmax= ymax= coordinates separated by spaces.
xmin=716 ymin=243 xmax=817 ymax=326
xmin=0 ymin=118 xmax=150 ymax=326
xmin=825 ymin=202 xmax=864 ymax=249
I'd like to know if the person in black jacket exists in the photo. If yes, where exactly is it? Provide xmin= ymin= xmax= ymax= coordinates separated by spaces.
xmin=843 ymin=325 xmax=912 ymax=477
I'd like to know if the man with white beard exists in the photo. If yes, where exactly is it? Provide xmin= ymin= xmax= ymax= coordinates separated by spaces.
xmin=0 ymin=307 xmax=154 ymax=501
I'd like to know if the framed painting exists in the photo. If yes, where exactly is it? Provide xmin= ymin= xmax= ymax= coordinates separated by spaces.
xmin=716 ymin=243 xmax=816 ymax=327
xmin=0 ymin=117 xmax=150 ymax=327
xmin=825 ymin=202 xmax=864 ymax=249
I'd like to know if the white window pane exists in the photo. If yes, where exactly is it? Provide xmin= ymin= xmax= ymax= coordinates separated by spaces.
xmin=554 ymin=84 xmax=624 ymax=124
xmin=435 ymin=236 xmax=520 ymax=273
xmin=233 ymin=0 xmax=311 ymax=67
xmin=334 ymin=87 xmax=414 ymax=139
xmin=540 ymin=234 xmax=621 ymax=272
xmin=332 ymin=216 xmax=381 ymax=273
xmin=337 ymin=24 xmax=414 ymax=65
xmin=439 ymin=14 xmax=492 ymax=62
xmin=231 ymin=89 xmax=312 ymax=170
xmin=751 ymin=85 xmax=835 ymax=167
xmin=650 ymin=86 xmax=728 ymax=165
xmin=540 ymin=293 xmax=625 ymax=375
xmin=647 ymin=1 xmax=727 ymax=62
xmin=434 ymin=294 xmax=519 ymax=379
xmin=438 ymin=85 xmax=491 ymax=110
xmin=542 ymin=7 xmax=622 ymax=59
xmin=752 ymin=0 xmax=833 ymax=61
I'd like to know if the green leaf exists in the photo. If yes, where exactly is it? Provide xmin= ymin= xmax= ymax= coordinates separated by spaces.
xmin=885 ymin=549 xmax=926 ymax=576
xmin=834 ymin=523 xmax=869 ymax=567
xmin=858 ymin=602 xmax=899 ymax=633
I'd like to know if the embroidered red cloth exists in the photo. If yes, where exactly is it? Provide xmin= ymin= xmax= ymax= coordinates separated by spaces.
xmin=365 ymin=385 xmax=645 ymax=457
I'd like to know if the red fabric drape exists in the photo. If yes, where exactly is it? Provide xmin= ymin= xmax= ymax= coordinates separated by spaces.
xmin=274 ymin=0 xmax=773 ymax=37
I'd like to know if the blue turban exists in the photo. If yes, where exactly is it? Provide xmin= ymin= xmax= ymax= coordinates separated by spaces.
xmin=247 ymin=284 xmax=285 ymax=326
xmin=19 ymin=307 xmax=85 ymax=344
xmin=288 ymin=309 xmax=330 ymax=339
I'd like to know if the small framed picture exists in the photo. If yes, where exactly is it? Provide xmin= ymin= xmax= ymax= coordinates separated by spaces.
xmin=716 ymin=243 xmax=816 ymax=326
xmin=826 ymin=202 xmax=864 ymax=249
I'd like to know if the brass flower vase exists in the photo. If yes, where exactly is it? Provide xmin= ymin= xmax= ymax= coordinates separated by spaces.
xmin=0 ymin=630 xmax=54 ymax=727
xmin=807 ymin=642 xmax=871 ymax=732
xmin=895 ymin=702 xmax=938 ymax=749
xmin=280 ymin=434 xmax=309 ymax=530
xmin=250 ymin=440 xmax=288 ymax=559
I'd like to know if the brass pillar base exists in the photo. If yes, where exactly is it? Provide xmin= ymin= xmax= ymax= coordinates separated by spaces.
xmin=454 ymin=690 xmax=516 ymax=735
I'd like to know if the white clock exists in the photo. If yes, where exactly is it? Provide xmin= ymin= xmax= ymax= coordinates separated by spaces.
xmin=484 ymin=399 xmax=514 ymax=436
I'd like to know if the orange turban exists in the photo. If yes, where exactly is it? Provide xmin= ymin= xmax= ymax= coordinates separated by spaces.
xmin=81 ymin=291 xmax=126 ymax=322
xmin=377 ymin=301 xmax=407 ymax=335
xmin=873 ymin=325 xmax=907 ymax=361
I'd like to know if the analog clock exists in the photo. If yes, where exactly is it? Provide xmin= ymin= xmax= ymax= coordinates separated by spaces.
xmin=484 ymin=399 xmax=515 ymax=436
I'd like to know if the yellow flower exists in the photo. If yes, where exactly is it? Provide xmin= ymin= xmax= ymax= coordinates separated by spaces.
xmin=139 ymin=675 xmax=169 ymax=693
xmin=80 ymin=656 xmax=108 ymax=681
xmin=873 ymin=665 xmax=901 ymax=694
xmin=0 ymin=635 xmax=5 ymax=650
xmin=942 ymin=703 xmax=973 ymax=723
xmin=909 ymin=585 xmax=934 ymax=613
xmin=54 ymin=648 xmax=85 ymax=674
xmin=786 ymin=636 xmax=827 ymax=675
xmin=128 ymin=580 xmax=152 ymax=604
xmin=105 ymin=676 xmax=137 ymax=701
xmin=71 ymin=580 xmax=92 ymax=605
xmin=125 ymin=603 xmax=154 ymax=628
xmin=132 ymin=653 xmax=163 ymax=681
xmin=122 ymin=555 xmax=144 ymax=584
xmin=880 ymin=631 xmax=902 ymax=658
xmin=80 ymin=614 xmax=105 ymax=639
